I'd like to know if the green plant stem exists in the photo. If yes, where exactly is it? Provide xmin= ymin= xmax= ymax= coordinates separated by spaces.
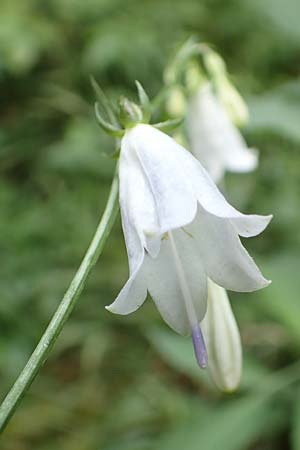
xmin=0 ymin=169 xmax=119 ymax=433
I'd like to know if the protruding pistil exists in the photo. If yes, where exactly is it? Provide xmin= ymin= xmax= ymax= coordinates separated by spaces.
xmin=192 ymin=323 xmax=208 ymax=369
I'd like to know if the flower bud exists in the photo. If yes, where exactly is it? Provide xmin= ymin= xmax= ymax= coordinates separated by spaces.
xmin=119 ymin=97 xmax=143 ymax=128
xmin=185 ymin=61 xmax=207 ymax=94
xmin=204 ymin=51 xmax=249 ymax=126
xmin=166 ymin=86 xmax=187 ymax=118
xmin=201 ymin=279 xmax=242 ymax=392
xmin=217 ymin=78 xmax=249 ymax=127
xmin=204 ymin=51 xmax=226 ymax=79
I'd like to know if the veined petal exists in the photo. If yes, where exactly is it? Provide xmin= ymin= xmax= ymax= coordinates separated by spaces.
xmin=230 ymin=214 xmax=272 ymax=238
xmin=106 ymin=245 xmax=148 ymax=315
xmin=105 ymin=263 xmax=148 ymax=314
xmin=145 ymin=229 xmax=207 ymax=336
xmin=188 ymin=207 xmax=270 ymax=292
xmin=106 ymin=212 xmax=148 ymax=315
xmin=120 ymin=193 xmax=147 ymax=274
xmin=175 ymin=144 xmax=272 ymax=237
xmin=119 ymin=130 xmax=159 ymax=256
xmin=202 ymin=280 xmax=242 ymax=392
xmin=124 ymin=124 xmax=198 ymax=234
xmin=121 ymin=123 xmax=270 ymax=240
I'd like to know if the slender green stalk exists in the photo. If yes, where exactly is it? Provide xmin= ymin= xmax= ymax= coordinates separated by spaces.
xmin=0 ymin=169 xmax=119 ymax=433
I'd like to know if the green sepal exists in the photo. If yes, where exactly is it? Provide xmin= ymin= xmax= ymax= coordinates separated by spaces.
xmin=94 ymin=103 xmax=124 ymax=138
xmin=152 ymin=117 xmax=183 ymax=133
xmin=90 ymin=77 xmax=119 ymax=127
xmin=135 ymin=80 xmax=151 ymax=123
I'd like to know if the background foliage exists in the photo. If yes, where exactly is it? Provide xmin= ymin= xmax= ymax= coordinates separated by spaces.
xmin=1 ymin=0 xmax=300 ymax=449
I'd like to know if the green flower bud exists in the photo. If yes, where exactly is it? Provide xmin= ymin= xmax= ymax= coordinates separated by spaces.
xmin=166 ymin=86 xmax=187 ymax=118
xmin=204 ymin=52 xmax=226 ymax=77
xmin=217 ymin=78 xmax=249 ymax=127
xmin=119 ymin=97 xmax=143 ymax=129
xmin=185 ymin=60 xmax=207 ymax=94
xmin=204 ymin=51 xmax=248 ymax=126
xmin=201 ymin=280 xmax=242 ymax=392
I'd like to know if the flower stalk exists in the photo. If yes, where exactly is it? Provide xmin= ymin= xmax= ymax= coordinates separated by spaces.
xmin=0 ymin=168 xmax=119 ymax=433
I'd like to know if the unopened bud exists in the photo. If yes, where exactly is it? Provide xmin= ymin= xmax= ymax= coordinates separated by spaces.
xmin=204 ymin=51 xmax=248 ymax=126
xmin=166 ymin=86 xmax=187 ymax=118
xmin=185 ymin=61 xmax=207 ymax=94
xmin=201 ymin=280 xmax=242 ymax=392
xmin=119 ymin=97 xmax=143 ymax=128
xmin=217 ymin=79 xmax=249 ymax=127
xmin=204 ymin=51 xmax=226 ymax=79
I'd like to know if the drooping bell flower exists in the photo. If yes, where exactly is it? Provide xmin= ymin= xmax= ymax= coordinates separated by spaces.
xmin=105 ymin=122 xmax=271 ymax=368
xmin=186 ymin=83 xmax=258 ymax=182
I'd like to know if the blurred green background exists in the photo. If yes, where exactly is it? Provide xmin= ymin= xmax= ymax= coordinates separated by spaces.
xmin=1 ymin=0 xmax=300 ymax=449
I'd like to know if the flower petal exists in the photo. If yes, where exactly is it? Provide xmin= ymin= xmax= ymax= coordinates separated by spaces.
xmin=230 ymin=214 xmax=272 ymax=238
xmin=188 ymin=207 xmax=270 ymax=292
xmin=105 ymin=262 xmax=148 ymax=315
xmin=223 ymin=146 xmax=258 ymax=174
xmin=187 ymin=86 xmax=227 ymax=182
xmin=145 ymin=228 xmax=207 ymax=335
xmin=187 ymin=85 xmax=257 ymax=182
xmin=176 ymin=144 xmax=272 ymax=237
xmin=119 ymin=130 xmax=159 ymax=256
xmin=106 ymin=214 xmax=148 ymax=314
xmin=125 ymin=124 xmax=198 ymax=234
xmin=119 ymin=191 xmax=147 ymax=274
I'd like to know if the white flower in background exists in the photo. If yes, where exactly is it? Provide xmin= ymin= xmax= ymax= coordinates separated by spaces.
xmin=106 ymin=123 xmax=271 ymax=368
xmin=203 ymin=50 xmax=249 ymax=127
xmin=186 ymin=83 xmax=258 ymax=183
xmin=202 ymin=279 xmax=242 ymax=391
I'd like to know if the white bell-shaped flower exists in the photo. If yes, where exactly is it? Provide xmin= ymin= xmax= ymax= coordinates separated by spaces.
xmin=106 ymin=124 xmax=271 ymax=367
xmin=201 ymin=280 xmax=242 ymax=391
xmin=186 ymin=84 xmax=258 ymax=182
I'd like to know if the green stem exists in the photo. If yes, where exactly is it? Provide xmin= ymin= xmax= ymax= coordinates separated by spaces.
xmin=0 ymin=169 xmax=119 ymax=433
